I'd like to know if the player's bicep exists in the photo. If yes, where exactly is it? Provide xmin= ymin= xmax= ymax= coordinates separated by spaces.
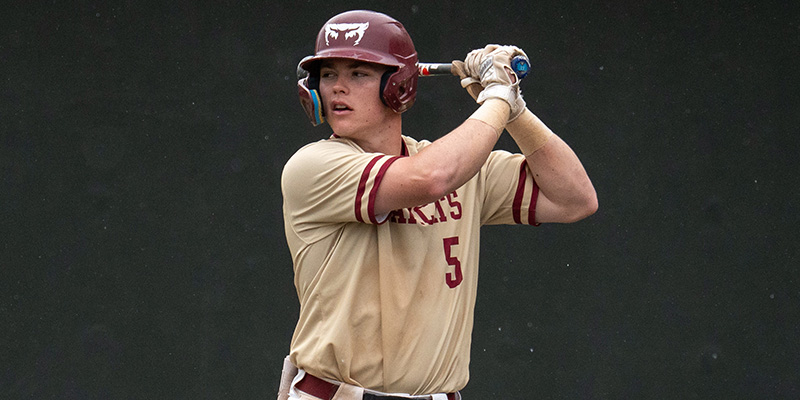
xmin=534 ymin=189 xmax=597 ymax=224
xmin=532 ymin=191 xmax=567 ymax=224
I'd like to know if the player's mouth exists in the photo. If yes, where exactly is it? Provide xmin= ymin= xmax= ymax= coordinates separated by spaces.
xmin=330 ymin=101 xmax=352 ymax=114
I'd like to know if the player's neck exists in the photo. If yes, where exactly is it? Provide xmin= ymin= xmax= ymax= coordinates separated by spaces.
xmin=348 ymin=118 xmax=403 ymax=155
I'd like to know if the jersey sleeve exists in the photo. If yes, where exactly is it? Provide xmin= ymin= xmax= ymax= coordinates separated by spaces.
xmin=479 ymin=150 xmax=541 ymax=226
xmin=282 ymin=139 xmax=401 ymax=241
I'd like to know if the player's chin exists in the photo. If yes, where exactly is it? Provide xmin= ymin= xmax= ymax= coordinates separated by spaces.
xmin=328 ymin=109 xmax=360 ymax=123
xmin=327 ymin=117 xmax=358 ymax=137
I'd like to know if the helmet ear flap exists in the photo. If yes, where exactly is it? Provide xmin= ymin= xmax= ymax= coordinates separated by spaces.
xmin=379 ymin=69 xmax=393 ymax=108
xmin=298 ymin=76 xmax=325 ymax=126
xmin=380 ymin=66 xmax=418 ymax=113
xmin=297 ymin=56 xmax=326 ymax=126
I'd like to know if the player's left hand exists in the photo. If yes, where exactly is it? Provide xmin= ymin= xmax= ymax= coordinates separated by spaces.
xmin=451 ymin=60 xmax=482 ymax=101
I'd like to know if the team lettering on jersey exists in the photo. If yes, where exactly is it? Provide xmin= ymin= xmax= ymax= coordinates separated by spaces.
xmin=388 ymin=191 xmax=462 ymax=225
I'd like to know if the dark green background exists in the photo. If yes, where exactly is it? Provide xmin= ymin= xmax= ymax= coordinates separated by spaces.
xmin=2 ymin=1 xmax=798 ymax=399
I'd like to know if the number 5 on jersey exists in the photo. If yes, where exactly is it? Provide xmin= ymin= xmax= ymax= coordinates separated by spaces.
xmin=443 ymin=237 xmax=462 ymax=288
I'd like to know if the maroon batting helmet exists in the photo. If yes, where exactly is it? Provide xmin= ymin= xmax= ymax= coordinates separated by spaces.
xmin=297 ymin=10 xmax=419 ymax=126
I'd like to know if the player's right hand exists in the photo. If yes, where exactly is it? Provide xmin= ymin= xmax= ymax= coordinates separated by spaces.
xmin=458 ymin=45 xmax=529 ymax=121
xmin=463 ymin=45 xmax=527 ymax=85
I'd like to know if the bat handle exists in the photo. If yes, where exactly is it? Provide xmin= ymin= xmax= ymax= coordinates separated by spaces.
xmin=417 ymin=63 xmax=452 ymax=76
xmin=417 ymin=55 xmax=531 ymax=79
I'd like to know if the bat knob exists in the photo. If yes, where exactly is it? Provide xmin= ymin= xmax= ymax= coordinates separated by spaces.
xmin=510 ymin=56 xmax=530 ymax=80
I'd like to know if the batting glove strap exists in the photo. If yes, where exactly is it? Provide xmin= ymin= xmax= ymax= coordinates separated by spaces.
xmin=508 ymin=91 xmax=527 ymax=123
xmin=478 ymin=83 xmax=523 ymax=118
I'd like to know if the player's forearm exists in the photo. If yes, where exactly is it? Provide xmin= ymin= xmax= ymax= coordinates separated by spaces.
xmin=374 ymin=100 xmax=507 ymax=214
xmin=419 ymin=99 xmax=509 ymax=193
xmin=508 ymin=111 xmax=597 ymax=222
xmin=421 ymin=120 xmax=499 ymax=192
xmin=530 ymin=135 xmax=596 ymax=204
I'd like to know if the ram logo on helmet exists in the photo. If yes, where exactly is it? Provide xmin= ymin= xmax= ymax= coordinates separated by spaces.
xmin=324 ymin=22 xmax=369 ymax=46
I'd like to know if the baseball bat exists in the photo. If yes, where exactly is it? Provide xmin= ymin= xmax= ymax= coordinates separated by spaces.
xmin=418 ymin=55 xmax=531 ymax=79
xmin=296 ymin=55 xmax=531 ymax=80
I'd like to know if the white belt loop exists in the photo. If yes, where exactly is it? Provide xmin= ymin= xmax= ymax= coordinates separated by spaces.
xmin=431 ymin=394 xmax=448 ymax=400
xmin=287 ymin=369 xmax=306 ymax=400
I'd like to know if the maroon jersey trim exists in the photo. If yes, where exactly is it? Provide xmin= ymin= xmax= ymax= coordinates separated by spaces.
xmin=355 ymin=155 xmax=402 ymax=224
xmin=528 ymin=170 xmax=540 ymax=226
xmin=512 ymin=162 xmax=526 ymax=223
xmin=513 ymin=160 xmax=541 ymax=226
xmin=368 ymin=156 xmax=401 ymax=224
xmin=355 ymin=156 xmax=384 ymax=223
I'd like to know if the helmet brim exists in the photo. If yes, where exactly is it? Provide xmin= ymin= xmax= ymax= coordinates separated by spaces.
xmin=299 ymin=48 xmax=404 ymax=72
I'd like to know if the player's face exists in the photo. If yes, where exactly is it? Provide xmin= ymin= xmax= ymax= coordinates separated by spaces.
xmin=319 ymin=59 xmax=396 ymax=139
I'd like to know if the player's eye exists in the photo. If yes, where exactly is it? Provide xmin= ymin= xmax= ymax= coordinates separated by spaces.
xmin=320 ymin=70 xmax=336 ymax=79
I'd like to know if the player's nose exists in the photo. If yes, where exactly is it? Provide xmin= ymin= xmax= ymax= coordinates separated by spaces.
xmin=330 ymin=74 xmax=349 ymax=94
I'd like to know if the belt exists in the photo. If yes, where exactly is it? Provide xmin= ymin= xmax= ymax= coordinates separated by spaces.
xmin=296 ymin=373 xmax=459 ymax=400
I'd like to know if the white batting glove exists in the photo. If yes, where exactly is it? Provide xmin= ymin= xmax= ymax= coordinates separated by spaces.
xmin=461 ymin=45 xmax=529 ymax=121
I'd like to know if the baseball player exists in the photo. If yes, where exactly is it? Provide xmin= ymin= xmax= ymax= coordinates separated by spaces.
xmin=280 ymin=9 xmax=597 ymax=400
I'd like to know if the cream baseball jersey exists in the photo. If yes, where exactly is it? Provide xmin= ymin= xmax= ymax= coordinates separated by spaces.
xmin=281 ymin=135 xmax=539 ymax=395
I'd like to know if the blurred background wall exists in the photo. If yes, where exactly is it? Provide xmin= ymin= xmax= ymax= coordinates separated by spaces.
xmin=2 ymin=1 xmax=798 ymax=398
